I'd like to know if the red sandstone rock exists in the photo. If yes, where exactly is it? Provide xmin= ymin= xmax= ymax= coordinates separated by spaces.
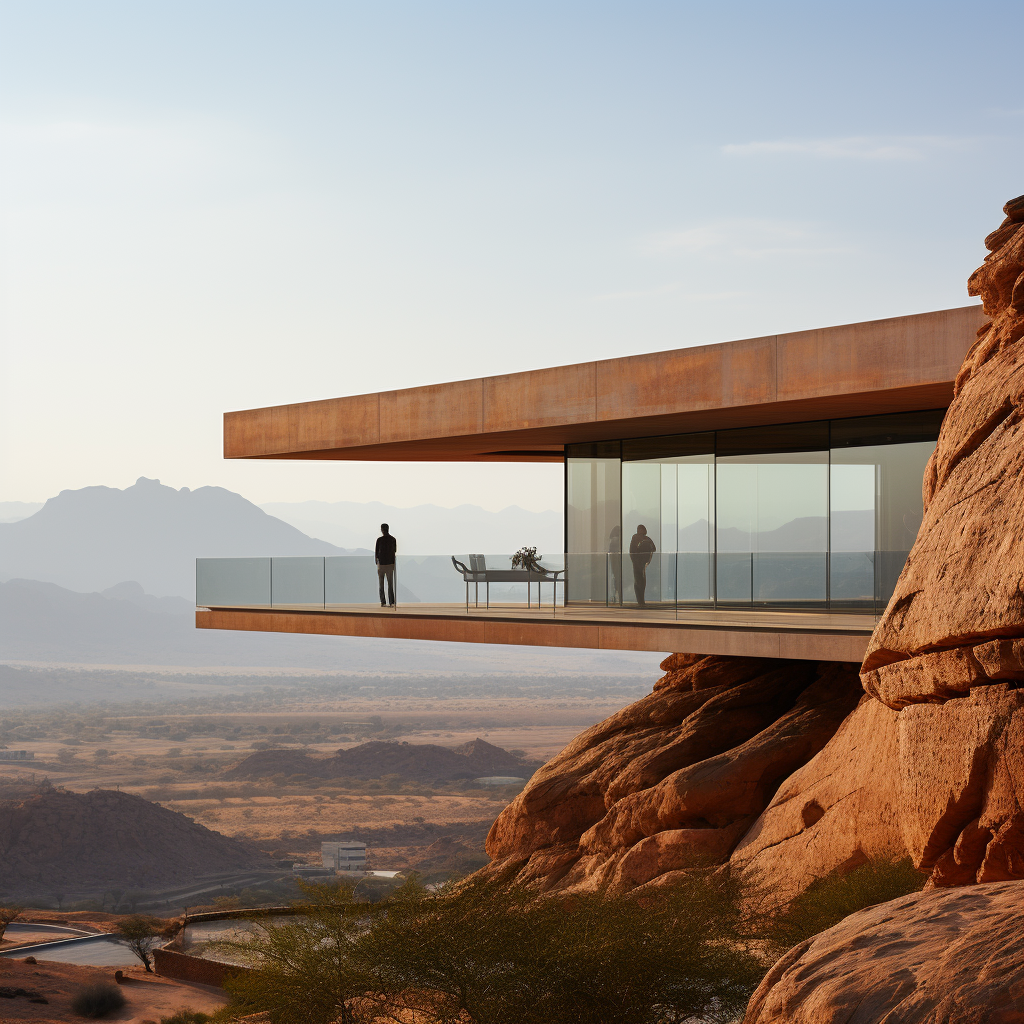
xmin=481 ymin=197 xmax=1024 ymax=900
xmin=484 ymin=655 xmax=862 ymax=892
xmin=743 ymin=881 xmax=1024 ymax=1024
xmin=863 ymin=195 xmax=1024 ymax=686
xmin=729 ymin=696 xmax=906 ymax=898
xmin=730 ymin=684 xmax=1024 ymax=891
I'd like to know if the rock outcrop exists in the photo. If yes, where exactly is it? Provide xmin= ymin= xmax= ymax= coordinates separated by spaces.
xmin=485 ymin=655 xmax=863 ymax=892
xmin=863 ymin=193 xmax=1024 ymax=689
xmin=737 ymin=196 xmax=1024 ymax=892
xmin=0 ymin=787 xmax=273 ymax=894
xmin=743 ymin=880 xmax=1024 ymax=1023
xmin=483 ymin=196 xmax=1024 ymax=899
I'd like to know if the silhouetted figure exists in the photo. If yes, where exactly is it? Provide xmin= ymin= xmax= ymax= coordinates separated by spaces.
xmin=629 ymin=525 xmax=656 ymax=607
xmin=608 ymin=525 xmax=622 ymax=604
xmin=375 ymin=523 xmax=397 ymax=607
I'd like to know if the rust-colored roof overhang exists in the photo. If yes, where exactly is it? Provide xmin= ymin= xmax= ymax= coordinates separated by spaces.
xmin=224 ymin=306 xmax=985 ymax=463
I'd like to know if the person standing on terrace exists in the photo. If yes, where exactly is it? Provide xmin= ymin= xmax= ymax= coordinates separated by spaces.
xmin=629 ymin=525 xmax=656 ymax=608
xmin=375 ymin=524 xmax=397 ymax=607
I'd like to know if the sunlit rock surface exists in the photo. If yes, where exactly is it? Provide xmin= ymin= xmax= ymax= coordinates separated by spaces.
xmin=743 ymin=881 xmax=1024 ymax=1023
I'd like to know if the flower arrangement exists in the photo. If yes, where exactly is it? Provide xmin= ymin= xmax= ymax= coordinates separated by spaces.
xmin=510 ymin=546 xmax=540 ymax=570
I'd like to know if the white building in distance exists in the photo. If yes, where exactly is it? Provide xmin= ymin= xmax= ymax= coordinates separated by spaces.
xmin=322 ymin=841 xmax=367 ymax=873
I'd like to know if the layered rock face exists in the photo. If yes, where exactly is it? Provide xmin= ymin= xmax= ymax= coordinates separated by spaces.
xmin=485 ymin=654 xmax=863 ymax=892
xmin=863 ymin=192 xmax=1024 ymax=688
xmin=485 ymin=196 xmax=1024 ymax=898
xmin=732 ymin=684 xmax=1024 ymax=893
xmin=739 ymin=197 xmax=1024 ymax=892
xmin=744 ymin=881 xmax=1024 ymax=1024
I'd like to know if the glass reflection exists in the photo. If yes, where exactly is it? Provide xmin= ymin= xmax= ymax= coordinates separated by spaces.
xmin=715 ymin=451 xmax=828 ymax=605
xmin=567 ymin=449 xmax=621 ymax=603
xmin=829 ymin=440 xmax=935 ymax=611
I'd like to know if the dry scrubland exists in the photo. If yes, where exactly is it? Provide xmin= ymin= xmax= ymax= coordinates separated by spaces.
xmin=0 ymin=667 xmax=644 ymax=885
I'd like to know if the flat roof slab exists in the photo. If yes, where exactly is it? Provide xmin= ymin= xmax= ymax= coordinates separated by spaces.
xmin=224 ymin=306 xmax=984 ymax=462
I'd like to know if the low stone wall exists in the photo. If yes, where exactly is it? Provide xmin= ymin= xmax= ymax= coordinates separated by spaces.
xmin=152 ymin=907 xmax=296 ymax=988
xmin=153 ymin=946 xmax=252 ymax=988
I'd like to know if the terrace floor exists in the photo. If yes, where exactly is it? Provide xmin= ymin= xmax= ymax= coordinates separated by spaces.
xmin=197 ymin=599 xmax=878 ymax=663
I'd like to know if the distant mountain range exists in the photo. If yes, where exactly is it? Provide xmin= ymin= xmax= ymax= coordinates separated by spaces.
xmin=0 ymin=501 xmax=44 ymax=524
xmin=677 ymin=511 xmax=875 ymax=553
xmin=0 ymin=478 xmax=361 ymax=599
xmin=0 ymin=481 xmax=562 ymax=601
xmin=223 ymin=737 xmax=540 ymax=784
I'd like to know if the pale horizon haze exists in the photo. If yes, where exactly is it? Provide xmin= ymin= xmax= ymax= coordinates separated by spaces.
xmin=2 ymin=2 xmax=1020 ymax=512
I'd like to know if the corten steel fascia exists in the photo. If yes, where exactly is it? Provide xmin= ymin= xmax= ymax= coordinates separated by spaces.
xmin=195 ymin=608 xmax=871 ymax=663
xmin=223 ymin=306 xmax=985 ymax=462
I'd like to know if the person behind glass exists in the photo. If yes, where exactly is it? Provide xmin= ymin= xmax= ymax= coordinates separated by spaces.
xmin=375 ymin=524 xmax=397 ymax=607
xmin=607 ymin=525 xmax=622 ymax=604
xmin=629 ymin=524 xmax=656 ymax=608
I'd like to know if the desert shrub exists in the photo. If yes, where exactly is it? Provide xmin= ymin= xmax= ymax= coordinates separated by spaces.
xmin=70 ymin=982 xmax=126 ymax=1018
xmin=224 ymin=871 xmax=763 ymax=1024
xmin=768 ymin=857 xmax=927 ymax=950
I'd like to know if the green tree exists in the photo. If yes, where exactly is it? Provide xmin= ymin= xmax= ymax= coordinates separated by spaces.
xmin=221 ymin=879 xmax=379 ymax=1024
xmin=117 ymin=914 xmax=165 ymax=972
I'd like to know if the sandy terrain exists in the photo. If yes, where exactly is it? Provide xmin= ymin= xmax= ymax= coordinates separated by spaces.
xmin=0 ymin=690 xmax=642 ymax=882
xmin=165 ymin=791 xmax=506 ymax=846
xmin=0 ymin=957 xmax=226 ymax=1022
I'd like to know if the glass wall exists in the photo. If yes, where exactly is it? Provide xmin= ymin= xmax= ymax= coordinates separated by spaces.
xmin=566 ymin=442 xmax=621 ymax=602
xmin=621 ymin=433 xmax=715 ymax=608
xmin=829 ymin=412 xmax=939 ymax=611
xmin=715 ymin=422 xmax=828 ymax=606
xmin=566 ymin=410 xmax=943 ymax=614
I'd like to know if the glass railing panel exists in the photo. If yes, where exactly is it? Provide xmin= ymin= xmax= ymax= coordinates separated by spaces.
xmin=325 ymin=555 xmax=381 ymax=605
xmin=752 ymin=552 xmax=827 ymax=604
xmin=394 ymin=555 xmax=463 ymax=604
xmin=271 ymin=556 xmax=325 ymax=607
xmin=830 ymin=551 xmax=875 ymax=610
xmin=566 ymin=552 xmax=614 ymax=603
xmin=676 ymin=552 xmax=714 ymax=604
xmin=717 ymin=552 xmax=753 ymax=603
xmin=196 ymin=557 xmax=271 ymax=607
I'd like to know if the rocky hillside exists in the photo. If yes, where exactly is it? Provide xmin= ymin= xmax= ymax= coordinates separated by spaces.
xmin=224 ymin=738 xmax=540 ymax=784
xmin=482 ymin=196 xmax=1024 ymax=903
xmin=0 ymin=787 xmax=274 ymax=895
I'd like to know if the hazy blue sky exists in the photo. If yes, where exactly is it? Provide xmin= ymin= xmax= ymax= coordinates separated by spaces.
xmin=1 ymin=1 xmax=1019 ymax=512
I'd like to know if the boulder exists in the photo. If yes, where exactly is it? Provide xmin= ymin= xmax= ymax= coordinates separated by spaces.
xmin=484 ymin=655 xmax=863 ymax=892
xmin=743 ymin=881 xmax=1024 ymax=1023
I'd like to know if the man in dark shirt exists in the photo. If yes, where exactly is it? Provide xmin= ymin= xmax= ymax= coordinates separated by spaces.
xmin=375 ymin=524 xmax=397 ymax=607
xmin=629 ymin=524 xmax=656 ymax=608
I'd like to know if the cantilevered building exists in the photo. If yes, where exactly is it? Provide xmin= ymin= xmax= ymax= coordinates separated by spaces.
xmin=197 ymin=305 xmax=983 ymax=665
